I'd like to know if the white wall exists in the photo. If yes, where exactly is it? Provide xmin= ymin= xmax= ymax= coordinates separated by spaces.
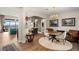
xmin=47 ymin=10 xmax=79 ymax=32
xmin=20 ymin=8 xmax=49 ymax=43
xmin=0 ymin=15 xmax=4 ymax=32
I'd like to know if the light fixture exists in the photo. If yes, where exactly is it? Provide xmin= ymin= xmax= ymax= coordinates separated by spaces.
xmin=49 ymin=7 xmax=59 ymax=20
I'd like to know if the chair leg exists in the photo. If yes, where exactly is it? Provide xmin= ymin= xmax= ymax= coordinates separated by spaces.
xmin=54 ymin=38 xmax=59 ymax=42
xmin=49 ymin=37 xmax=52 ymax=40
xmin=77 ymin=40 xmax=78 ymax=44
xmin=49 ymin=36 xmax=52 ymax=40
xmin=52 ymin=39 xmax=53 ymax=42
xmin=63 ymin=39 xmax=65 ymax=45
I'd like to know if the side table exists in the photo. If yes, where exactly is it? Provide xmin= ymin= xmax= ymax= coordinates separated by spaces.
xmin=26 ymin=33 xmax=34 ymax=42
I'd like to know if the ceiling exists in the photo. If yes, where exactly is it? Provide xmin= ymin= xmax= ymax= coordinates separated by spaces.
xmin=24 ymin=7 xmax=79 ymax=14
xmin=24 ymin=7 xmax=79 ymax=18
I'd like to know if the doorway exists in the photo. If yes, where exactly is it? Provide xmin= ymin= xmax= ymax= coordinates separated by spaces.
xmin=2 ymin=19 xmax=18 ymax=35
xmin=0 ymin=15 xmax=19 ymax=46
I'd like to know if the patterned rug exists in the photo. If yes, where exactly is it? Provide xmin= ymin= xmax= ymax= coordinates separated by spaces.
xmin=0 ymin=43 xmax=19 ymax=51
xmin=39 ymin=37 xmax=73 ymax=51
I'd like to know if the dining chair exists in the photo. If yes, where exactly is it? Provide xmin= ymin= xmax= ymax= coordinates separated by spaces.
xmin=44 ymin=30 xmax=52 ymax=40
xmin=44 ymin=29 xmax=49 ymax=37
xmin=56 ymin=31 xmax=67 ymax=44
xmin=44 ymin=32 xmax=49 ymax=37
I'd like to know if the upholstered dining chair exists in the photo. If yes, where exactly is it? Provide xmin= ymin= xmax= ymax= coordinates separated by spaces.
xmin=44 ymin=29 xmax=49 ymax=37
xmin=44 ymin=32 xmax=49 ymax=38
xmin=56 ymin=31 xmax=67 ymax=44
xmin=44 ymin=30 xmax=52 ymax=40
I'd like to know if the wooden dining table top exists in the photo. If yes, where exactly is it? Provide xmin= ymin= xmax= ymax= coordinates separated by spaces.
xmin=48 ymin=31 xmax=63 ymax=36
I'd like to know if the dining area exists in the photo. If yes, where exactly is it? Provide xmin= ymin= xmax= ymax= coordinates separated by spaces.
xmin=45 ymin=28 xmax=66 ymax=42
xmin=39 ymin=28 xmax=73 ymax=51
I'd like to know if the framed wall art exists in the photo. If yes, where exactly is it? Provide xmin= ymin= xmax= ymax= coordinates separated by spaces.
xmin=62 ymin=18 xmax=75 ymax=26
xmin=49 ymin=19 xmax=58 ymax=27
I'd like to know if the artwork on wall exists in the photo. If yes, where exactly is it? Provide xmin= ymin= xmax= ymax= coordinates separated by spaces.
xmin=49 ymin=19 xmax=58 ymax=27
xmin=62 ymin=18 xmax=75 ymax=26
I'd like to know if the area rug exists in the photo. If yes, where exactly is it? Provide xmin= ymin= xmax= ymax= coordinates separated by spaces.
xmin=1 ymin=43 xmax=19 ymax=51
xmin=39 ymin=37 xmax=73 ymax=51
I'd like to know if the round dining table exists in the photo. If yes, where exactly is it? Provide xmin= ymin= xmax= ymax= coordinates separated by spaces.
xmin=48 ymin=32 xmax=63 ymax=42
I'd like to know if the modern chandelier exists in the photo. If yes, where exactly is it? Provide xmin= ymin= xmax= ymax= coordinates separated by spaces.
xmin=49 ymin=7 xmax=59 ymax=20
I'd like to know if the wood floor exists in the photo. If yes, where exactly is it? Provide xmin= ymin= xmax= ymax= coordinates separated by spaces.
xmin=19 ymin=34 xmax=51 ymax=51
xmin=0 ymin=32 xmax=17 ymax=46
xmin=0 ymin=32 xmax=79 ymax=51
xmin=19 ymin=34 xmax=79 ymax=51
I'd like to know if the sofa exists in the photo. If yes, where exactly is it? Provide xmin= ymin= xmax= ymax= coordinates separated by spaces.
xmin=67 ymin=30 xmax=79 ymax=43
xmin=9 ymin=28 xmax=17 ymax=35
